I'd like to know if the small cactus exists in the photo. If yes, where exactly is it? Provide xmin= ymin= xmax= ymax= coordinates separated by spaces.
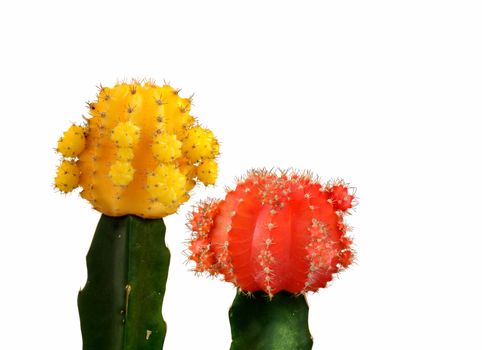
xmin=55 ymin=80 xmax=219 ymax=349
xmin=187 ymin=169 xmax=356 ymax=349
xmin=188 ymin=169 xmax=355 ymax=296
xmin=55 ymin=79 xmax=219 ymax=218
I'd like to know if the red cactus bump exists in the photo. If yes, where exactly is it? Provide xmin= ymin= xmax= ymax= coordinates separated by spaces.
xmin=187 ymin=169 xmax=356 ymax=296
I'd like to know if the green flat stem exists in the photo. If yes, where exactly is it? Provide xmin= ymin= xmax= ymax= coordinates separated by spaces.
xmin=78 ymin=214 xmax=170 ymax=350
xmin=229 ymin=290 xmax=313 ymax=350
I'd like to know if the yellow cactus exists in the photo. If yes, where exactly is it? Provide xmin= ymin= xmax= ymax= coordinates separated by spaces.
xmin=54 ymin=80 xmax=220 ymax=218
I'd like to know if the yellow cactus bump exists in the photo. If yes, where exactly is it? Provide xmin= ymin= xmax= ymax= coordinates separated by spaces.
xmin=54 ymin=80 xmax=220 ymax=218
xmin=57 ymin=124 xmax=86 ymax=157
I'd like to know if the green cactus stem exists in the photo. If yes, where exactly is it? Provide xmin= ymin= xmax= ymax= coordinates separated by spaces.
xmin=229 ymin=290 xmax=313 ymax=350
xmin=78 ymin=214 xmax=170 ymax=350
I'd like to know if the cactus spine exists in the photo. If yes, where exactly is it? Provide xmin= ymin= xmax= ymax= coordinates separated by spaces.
xmin=54 ymin=80 xmax=219 ymax=349
xmin=188 ymin=169 xmax=356 ymax=349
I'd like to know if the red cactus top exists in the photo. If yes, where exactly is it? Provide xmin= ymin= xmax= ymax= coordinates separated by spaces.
xmin=188 ymin=169 xmax=355 ymax=296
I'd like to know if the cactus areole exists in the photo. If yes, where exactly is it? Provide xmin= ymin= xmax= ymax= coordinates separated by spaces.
xmin=188 ymin=169 xmax=356 ymax=349
xmin=54 ymin=80 xmax=219 ymax=349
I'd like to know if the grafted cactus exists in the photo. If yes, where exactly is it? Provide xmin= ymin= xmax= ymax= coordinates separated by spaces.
xmin=188 ymin=169 xmax=356 ymax=350
xmin=54 ymin=80 xmax=219 ymax=349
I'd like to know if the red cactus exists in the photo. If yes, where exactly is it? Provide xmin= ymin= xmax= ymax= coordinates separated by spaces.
xmin=188 ymin=169 xmax=356 ymax=296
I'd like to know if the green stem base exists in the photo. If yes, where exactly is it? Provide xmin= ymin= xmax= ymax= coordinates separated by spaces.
xmin=229 ymin=290 xmax=313 ymax=350
xmin=78 ymin=214 xmax=170 ymax=350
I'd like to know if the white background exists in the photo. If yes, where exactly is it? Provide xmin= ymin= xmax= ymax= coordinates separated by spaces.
xmin=1 ymin=1 xmax=481 ymax=349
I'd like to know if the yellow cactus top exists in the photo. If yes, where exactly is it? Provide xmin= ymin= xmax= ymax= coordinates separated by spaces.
xmin=55 ymin=80 xmax=219 ymax=218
